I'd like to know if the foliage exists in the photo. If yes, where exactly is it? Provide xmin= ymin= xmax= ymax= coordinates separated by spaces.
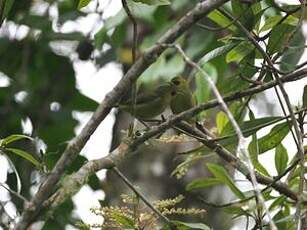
xmin=0 ymin=0 xmax=306 ymax=229
xmin=78 ymin=194 xmax=206 ymax=229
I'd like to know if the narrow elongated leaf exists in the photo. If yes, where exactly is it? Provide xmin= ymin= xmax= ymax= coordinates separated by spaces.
xmin=258 ymin=122 xmax=290 ymax=154
xmin=194 ymin=63 xmax=218 ymax=111
xmin=248 ymin=133 xmax=270 ymax=176
xmin=77 ymin=0 xmax=91 ymax=9
xmin=269 ymin=196 xmax=286 ymax=211
xmin=186 ymin=178 xmax=222 ymax=191
xmin=94 ymin=10 xmax=126 ymax=49
xmin=267 ymin=24 xmax=295 ymax=54
xmin=3 ymin=0 xmax=14 ymax=18
xmin=6 ymin=148 xmax=41 ymax=168
xmin=260 ymin=15 xmax=298 ymax=32
xmin=223 ymin=206 xmax=249 ymax=216
xmin=207 ymin=163 xmax=245 ymax=199
xmin=220 ymin=102 xmax=246 ymax=136
xmin=208 ymin=10 xmax=236 ymax=32
xmin=216 ymin=111 xmax=228 ymax=135
xmin=172 ymin=221 xmax=210 ymax=230
xmin=226 ymin=41 xmax=254 ymax=63
xmin=0 ymin=134 xmax=33 ymax=146
xmin=241 ymin=116 xmax=282 ymax=137
xmin=132 ymin=0 xmax=170 ymax=5
xmin=199 ymin=43 xmax=237 ymax=65
xmin=231 ymin=0 xmax=255 ymax=31
xmin=260 ymin=15 xmax=282 ymax=32
xmin=110 ymin=213 xmax=134 ymax=228
xmin=280 ymin=29 xmax=305 ymax=72
xmin=94 ymin=28 xmax=108 ymax=50
xmin=275 ymin=144 xmax=288 ymax=175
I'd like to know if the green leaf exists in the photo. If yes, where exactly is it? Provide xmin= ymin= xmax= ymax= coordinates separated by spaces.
xmin=6 ymin=148 xmax=41 ymax=168
xmin=94 ymin=10 xmax=127 ymax=49
xmin=0 ymin=134 xmax=33 ymax=146
xmin=216 ymin=111 xmax=228 ymax=135
xmin=303 ymin=85 xmax=307 ymax=107
xmin=280 ymin=30 xmax=304 ymax=72
xmin=3 ymin=0 xmax=14 ymax=18
xmin=273 ymin=209 xmax=293 ymax=230
xmin=267 ymin=24 xmax=295 ymax=54
xmin=77 ymin=0 xmax=91 ymax=9
xmin=208 ymin=10 xmax=236 ymax=32
xmin=198 ymin=43 xmax=237 ymax=65
xmin=231 ymin=0 xmax=256 ymax=31
xmin=43 ymin=151 xmax=61 ymax=171
xmin=110 ymin=212 xmax=135 ymax=228
xmin=223 ymin=206 xmax=249 ymax=216
xmin=220 ymin=102 xmax=246 ymax=136
xmin=260 ymin=15 xmax=282 ymax=32
xmin=186 ymin=178 xmax=222 ymax=191
xmin=275 ymin=144 xmax=288 ymax=175
xmin=207 ymin=163 xmax=245 ymax=199
xmin=226 ymin=41 xmax=254 ymax=63
xmin=94 ymin=27 xmax=108 ymax=50
xmin=258 ymin=122 xmax=290 ymax=154
xmin=269 ymin=196 xmax=286 ymax=211
xmin=260 ymin=15 xmax=298 ymax=32
xmin=19 ymin=15 xmax=52 ymax=30
xmin=194 ymin=63 xmax=218 ymax=118
xmin=132 ymin=0 xmax=170 ymax=5
xmin=240 ymin=116 xmax=282 ymax=137
xmin=172 ymin=221 xmax=210 ymax=230
xmin=248 ymin=133 xmax=270 ymax=176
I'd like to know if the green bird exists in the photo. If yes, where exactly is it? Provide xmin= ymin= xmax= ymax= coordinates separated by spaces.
xmin=170 ymin=76 xmax=214 ymax=137
xmin=118 ymin=82 xmax=175 ymax=119
xmin=170 ymin=76 xmax=195 ymax=116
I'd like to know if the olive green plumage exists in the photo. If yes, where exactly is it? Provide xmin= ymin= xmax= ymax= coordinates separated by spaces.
xmin=170 ymin=76 xmax=195 ymax=115
xmin=119 ymin=83 xmax=175 ymax=119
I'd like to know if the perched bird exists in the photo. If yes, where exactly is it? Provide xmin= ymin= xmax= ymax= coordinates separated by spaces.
xmin=170 ymin=76 xmax=195 ymax=116
xmin=170 ymin=76 xmax=214 ymax=138
xmin=118 ymin=82 xmax=175 ymax=119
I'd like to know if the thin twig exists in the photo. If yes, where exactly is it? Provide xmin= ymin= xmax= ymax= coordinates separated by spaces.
xmin=121 ymin=0 xmax=137 ymax=63
xmin=0 ymin=201 xmax=14 ymax=225
xmin=121 ymin=0 xmax=138 ymax=117
xmin=112 ymin=167 xmax=174 ymax=228
xmin=0 ymin=183 xmax=29 ymax=203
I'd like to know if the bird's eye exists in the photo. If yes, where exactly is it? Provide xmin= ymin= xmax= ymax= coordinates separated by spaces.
xmin=171 ymin=91 xmax=176 ymax=96
xmin=172 ymin=80 xmax=180 ymax=85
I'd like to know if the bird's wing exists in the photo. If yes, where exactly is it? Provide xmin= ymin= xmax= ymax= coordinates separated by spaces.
xmin=120 ymin=91 xmax=158 ymax=106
